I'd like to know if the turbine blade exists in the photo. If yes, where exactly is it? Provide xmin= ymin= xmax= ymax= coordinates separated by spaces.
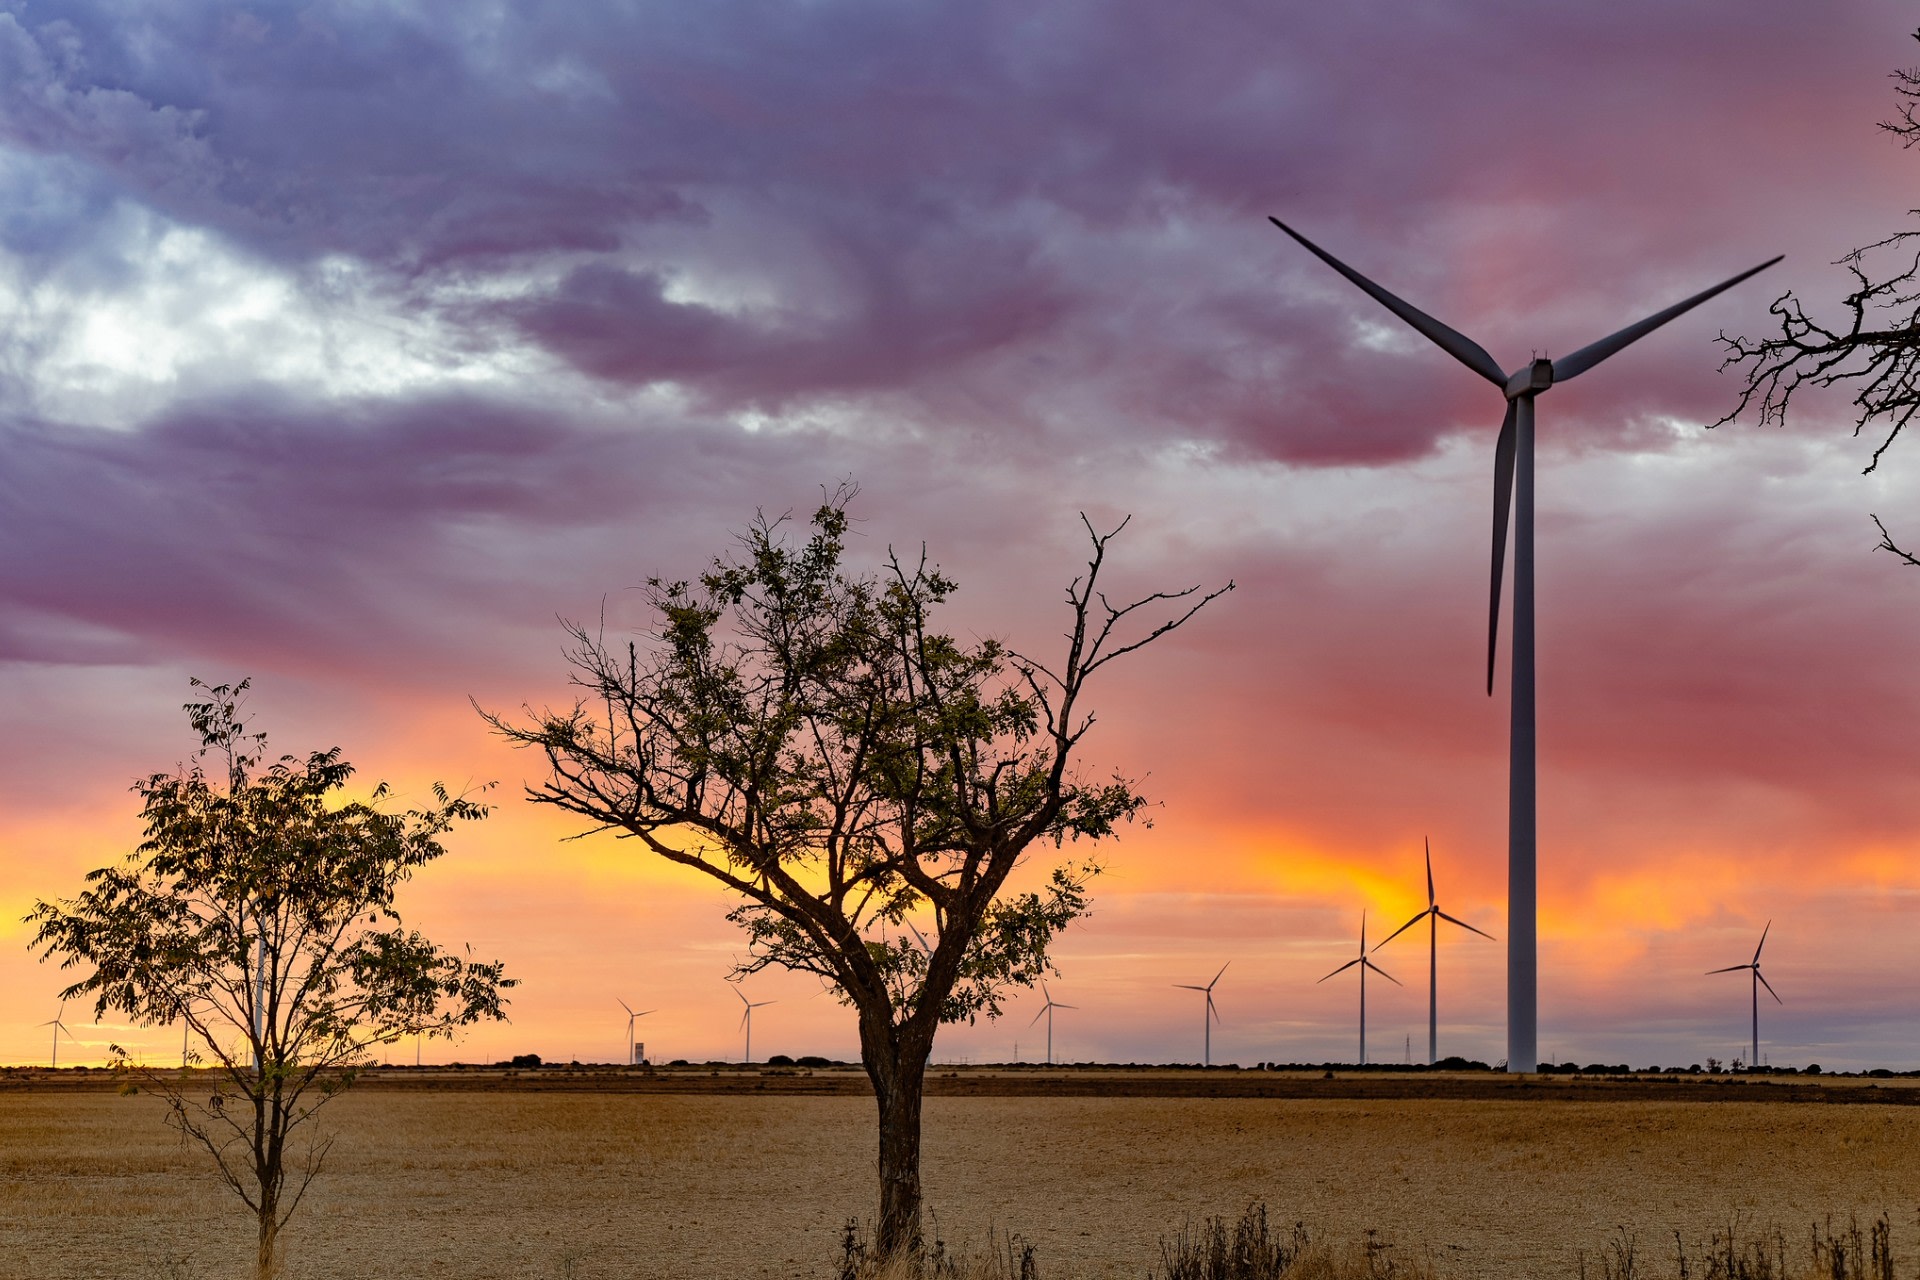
xmin=1055 ymin=1002 xmax=1077 ymax=1010
xmin=1318 ymin=957 xmax=1363 ymax=983
xmin=740 ymin=1009 xmax=750 ymax=1030
xmin=1435 ymin=910 xmax=1496 ymax=940
xmin=1209 ymin=996 xmax=1221 ymax=1025
xmin=1029 ymin=1006 xmax=1049 ymax=1027
xmin=735 ymin=986 xmax=749 ymax=1007
xmin=1550 ymin=255 xmax=1784 ymax=383
xmin=1373 ymin=911 xmax=1430 ymax=951
xmin=1757 ymin=969 xmax=1782 ymax=1004
xmin=1173 ymin=984 xmax=1207 ymax=992
xmin=1210 ymin=961 xmax=1230 ymax=988
xmin=1488 ymin=399 xmax=1518 ymax=696
xmin=1706 ymin=964 xmax=1751 ymax=975
xmin=1425 ymin=837 xmax=1435 ymax=908
xmin=1268 ymin=218 xmax=1507 ymax=387
xmin=1363 ymin=958 xmax=1403 ymax=986
xmin=618 ymin=998 xmax=634 ymax=1015
xmin=1753 ymin=920 xmax=1771 ymax=965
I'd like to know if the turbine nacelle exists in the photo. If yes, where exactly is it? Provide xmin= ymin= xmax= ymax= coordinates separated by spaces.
xmin=1503 ymin=359 xmax=1555 ymax=400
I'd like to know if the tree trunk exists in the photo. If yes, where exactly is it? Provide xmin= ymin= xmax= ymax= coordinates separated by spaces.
xmin=255 ymin=1205 xmax=279 ymax=1280
xmin=256 ymin=1094 xmax=282 ymax=1280
xmin=860 ymin=1005 xmax=933 ymax=1264
xmin=873 ymin=1062 xmax=926 ymax=1260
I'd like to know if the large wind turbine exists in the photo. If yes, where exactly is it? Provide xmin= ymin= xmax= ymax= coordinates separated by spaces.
xmin=734 ymin=986 xmax=775 ymax=1064
xmin=1708 ymin=921 xmax=1780 ymax=1070
xmin=1319 ymin=911 xmax=1400 ymax=1065
xmin=1374 ymin=838 xmax=1494 ymax=1065
xmin=1271 ymin=218 xmax=1780 ymax=1072
xmin=1028 ymin=981 xmax=1076 ymax=1066
xmin=1174 ymin=963 xmax=1228 ymax=1067
xmin=618 ymin=998 xmax=655 ymax=1066
xmin=41 ymin=1000 xmax=74 ymax=1070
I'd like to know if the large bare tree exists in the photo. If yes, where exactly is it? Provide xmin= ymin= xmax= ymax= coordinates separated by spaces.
xmin=483 ymin=489 xmax=1229 ymax=1258
xmin=1717 ymin=28 xmax=1920 ymax=562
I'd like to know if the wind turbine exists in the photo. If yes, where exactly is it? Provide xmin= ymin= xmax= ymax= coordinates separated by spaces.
xmin=1028 ymin=981 xmax=1076 ymax=1066
xmin=41 ymin=1000 xmax=74 ymax=1070
xmin=1270 ymin=218 xmax=1780 ymax=1073
xmin=1319 ymin=911 xmax=1400 ymax=1065
xmin=1173 ymin=963 xmax=1228 ymax=1067
xmin=734 ymin=986 xmax=775 ymax=1064
xmin=1374 ymin=838 xmax=1494 ymax=1065
xmin=1708 ymin=921 xmax=1779 ymax=1070
xmin=618 ymin=998 xmax=655 ymax=1065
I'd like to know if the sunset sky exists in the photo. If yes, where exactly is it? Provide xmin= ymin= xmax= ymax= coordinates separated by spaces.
xmin=5 ymin=0 xmax=1920 ymax=1072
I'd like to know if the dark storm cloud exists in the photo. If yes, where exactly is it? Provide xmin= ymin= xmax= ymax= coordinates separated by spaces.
xmin=0 ymin=397 xmax=766 ymax=670
xmin=5 ymin=0 xmax=1906 ymax=464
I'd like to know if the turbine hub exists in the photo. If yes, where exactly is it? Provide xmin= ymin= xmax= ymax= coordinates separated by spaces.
xmin=1503 ymin=358 xmax=1555 ymax=399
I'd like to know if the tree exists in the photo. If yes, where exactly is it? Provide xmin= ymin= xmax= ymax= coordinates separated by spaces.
xmin=27 ymin=680 xmax=515 ymax=1280
xmin=483 ymin=489 xmax=1230 ymax=1259
xmin=1716 ymin=28 xmax=1920 ymax=561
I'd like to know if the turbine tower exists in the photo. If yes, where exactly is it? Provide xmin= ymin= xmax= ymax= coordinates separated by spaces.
xmin=41 ymin=1000 xmax=73 ymax=1070
xmin=1270 ymin=218 xmax=1780 ymax=1072
xmin=1374 ymin=838 xmax=1494 ymax=1065
xmin=1028 ymin=981 xmax=1076 ymax=1066
xmin=734 ymin=986 xmax=775 ymax=1064
xmin=1319 ymin=911 xmax=1400 ymax=1065
xmin=618 ymin=998 xmax=655 ymax=1066
xmin=1708 ymin=921 xmax=1779 ymax=1070
xmin=1173 ymin=963 xmax=1228 ymax=1067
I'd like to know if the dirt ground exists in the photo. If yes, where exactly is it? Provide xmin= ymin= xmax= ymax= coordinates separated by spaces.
xmin=4 ymin=1079 xmax=1919 ymax=1280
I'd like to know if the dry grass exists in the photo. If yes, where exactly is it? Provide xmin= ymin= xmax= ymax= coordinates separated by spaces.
xmin=4 ymin=1088 xmax=1920 ymax=1279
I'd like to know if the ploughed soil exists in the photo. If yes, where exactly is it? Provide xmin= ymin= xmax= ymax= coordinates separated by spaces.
xmin=4 ymin=1069 xmax=1918 ymax=1280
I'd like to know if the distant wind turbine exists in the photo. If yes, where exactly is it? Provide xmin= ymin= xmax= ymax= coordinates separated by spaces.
xmin=41 ymin=1000 xmax=74 ymax=1070
xmin=1708 ymin=921 xmax=1780 ymax=1070
xmin=734 ymin=986 xmax=775 ymax=1064
xmin=1270 ymin=218 xmax=1780 ymax=1072
xmin=1174 ymin=963 xmax=1228 ymax=1067
xmin=1319 ymin=911 xmax=1400 ymax=1065
xmin=1374 ymin=838 xmax=1494 ymax=1065
xmin=618 ymin=998 xmax=655 ymax=1065
xmin=1028 ymin=981 xmax=1076 ymax=1066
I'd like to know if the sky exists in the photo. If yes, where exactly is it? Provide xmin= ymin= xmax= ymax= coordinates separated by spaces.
xmin=4 ymin=0 xmax=1920 ymax=1072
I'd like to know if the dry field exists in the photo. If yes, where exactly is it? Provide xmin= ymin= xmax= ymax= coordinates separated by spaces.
xmin=4 ymin=1074 xmax=1919 ymax=1280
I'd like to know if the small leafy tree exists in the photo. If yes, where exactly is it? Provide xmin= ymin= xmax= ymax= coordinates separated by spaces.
xmin=484 ymin=488 xmax=1230 ymax=1259
xmin=1717 ymin=28 xmax=1920 ymax=560
xmin=28 ymin=680 xmax=514 ymax=1280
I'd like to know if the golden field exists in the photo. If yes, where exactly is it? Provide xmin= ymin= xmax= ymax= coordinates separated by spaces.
xmin=4 ymin=1072 xmax=1920 ymax=1280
